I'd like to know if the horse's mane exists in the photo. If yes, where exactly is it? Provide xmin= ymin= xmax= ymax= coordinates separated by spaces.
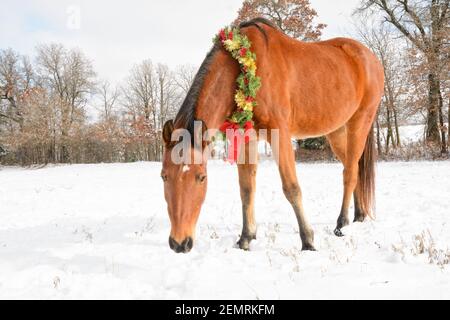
xmin=238 ymin=17 xmax=278 ymax=43
xmin=174 ymin=18 xmax=278 ymax=138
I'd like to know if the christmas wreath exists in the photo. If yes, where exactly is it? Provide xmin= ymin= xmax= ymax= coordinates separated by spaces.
xmin=214 ymin=26 xmax=262 ymax=163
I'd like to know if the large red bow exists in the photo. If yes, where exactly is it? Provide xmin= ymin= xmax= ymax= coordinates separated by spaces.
xmin=220 ymin=121 xmax=254 ymax=164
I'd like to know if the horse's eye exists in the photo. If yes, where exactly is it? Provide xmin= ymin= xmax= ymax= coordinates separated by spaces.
xmin=196 ymin=174 xmax=207 ymax=184
xmin=161 ymin=175 xmax=168 ymax=182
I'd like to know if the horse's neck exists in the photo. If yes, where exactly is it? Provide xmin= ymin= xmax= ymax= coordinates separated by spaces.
xmin=195 ymin=50 xmax=239 ymax=130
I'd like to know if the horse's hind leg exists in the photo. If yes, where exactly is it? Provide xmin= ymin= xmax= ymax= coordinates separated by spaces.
xmin=334 ymin=110 xmax=376 ymax=237
xmin=326 ymin=126 xmax=347 ymax=165
xmin=353 ymin=184 xmax=366 ymax=223
xmin=271 ymin=131 xmax=315 ymax=251
xmin=237 ymin=142 xmax=259 ymax=251
xmin=327 ymin=127 xmax=366 ymax=224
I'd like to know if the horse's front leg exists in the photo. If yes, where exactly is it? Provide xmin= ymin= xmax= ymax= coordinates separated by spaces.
xmin=272 ymin=131 xmax=316 ymax=251
xmin=237 ymin=144 xmax=258 ymax=251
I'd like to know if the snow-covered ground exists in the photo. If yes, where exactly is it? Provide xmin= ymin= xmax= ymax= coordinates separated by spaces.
xmin=0 ymin=160 xmax=449 ymax=300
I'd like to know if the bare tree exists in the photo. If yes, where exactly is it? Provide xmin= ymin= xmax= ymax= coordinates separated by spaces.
xmin=98 ymin=80 xmax=120 ymax=120
xmin=121 ymin=60 xmax=157 ymax=161
xmin=36 ymin=44 xmax=96 ymax=162
xmin=354 ymin=18 xmax=408 ymax=154
xmin=121 ymin=60 xmax=183 ymax=161
xmin=122 ymin=60 xmax=156 ymax=121
xmin=89 ymin=80 xmax=123 ymax=163
xmin=157 ymin=64 xmax=180 ymax=127
xmin=174 ymin=64 xmax=197 ymax=96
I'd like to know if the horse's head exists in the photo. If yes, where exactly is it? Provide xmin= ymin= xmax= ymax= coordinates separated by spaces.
xmin=161 ymin=120 xmax=208 ymax=253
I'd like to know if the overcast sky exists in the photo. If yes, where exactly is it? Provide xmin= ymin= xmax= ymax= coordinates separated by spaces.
xmin=0 ymin=0 xmax=362 ymax=83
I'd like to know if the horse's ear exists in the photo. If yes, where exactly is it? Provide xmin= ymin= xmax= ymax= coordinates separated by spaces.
xmin=163 ymin=120 xmax=174 ymax=146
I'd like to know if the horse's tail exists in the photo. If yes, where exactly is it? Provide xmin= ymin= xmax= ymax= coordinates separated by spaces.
xmin=356 ymin=124 xmax=376 ymax=219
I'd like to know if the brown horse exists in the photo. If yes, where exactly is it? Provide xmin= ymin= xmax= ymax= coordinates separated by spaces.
xmin=161 ymin=18 xmax=384 ymax=253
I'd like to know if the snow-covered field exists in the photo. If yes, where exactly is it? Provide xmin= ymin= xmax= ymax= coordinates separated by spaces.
xmin=0 ymin=160 xmax=449 ymax=300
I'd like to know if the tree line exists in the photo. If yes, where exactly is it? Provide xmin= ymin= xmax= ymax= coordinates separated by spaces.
xmin=1 ymin=0 xmax=449 ymax=166
xmin=0 ymin=44 xmax=196 ymax=165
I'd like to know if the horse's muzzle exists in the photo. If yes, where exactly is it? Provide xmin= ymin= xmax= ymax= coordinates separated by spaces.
xmin=169 ymin=237 xmax=194 ymax=253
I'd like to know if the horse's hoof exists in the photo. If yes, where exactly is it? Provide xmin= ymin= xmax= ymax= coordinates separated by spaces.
xmin=354 ymin=215 xmax=365 ymax=223
xmin=302 ymin=244 xmax=317 ymax=251
xmin=334 ymin=228 xmax=345 ymax=237
xmin=237 ymin=241 xmax=250 ymax=251
xmin=337 ymin=216 xmax=350 ymax=230
xmin=237 ymin=236 xmax=255 ymax=251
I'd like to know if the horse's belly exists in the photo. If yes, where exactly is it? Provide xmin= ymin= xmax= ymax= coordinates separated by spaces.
xmin=291 ymin=100 xmax=359 ymax=139
xmin=289 ymin=77 xmax=361 ymax=138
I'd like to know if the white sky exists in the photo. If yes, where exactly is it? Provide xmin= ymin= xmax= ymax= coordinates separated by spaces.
xmin=0 ymin=0 xmax=361 ymax=83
